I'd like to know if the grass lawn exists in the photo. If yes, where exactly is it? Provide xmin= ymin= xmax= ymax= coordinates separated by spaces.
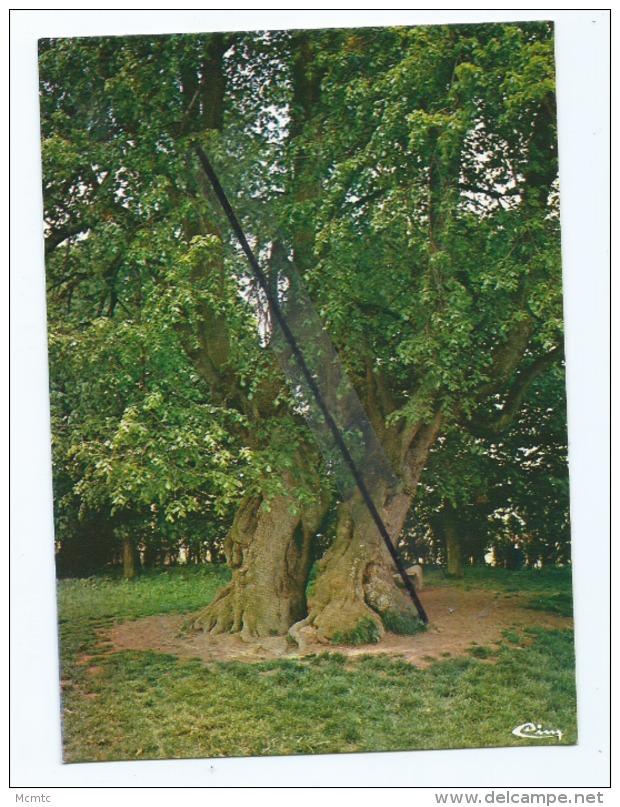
xmin=57 ymin=564 xmax=576 ymax=762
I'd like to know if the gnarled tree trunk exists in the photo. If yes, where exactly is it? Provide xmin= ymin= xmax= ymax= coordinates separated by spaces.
xmin=291 ymin=493 xmax=413 ymax=644
xmin=291 ymin=415 xmax=442 ymax=644
xmin=192 ymin=471 xmax=328 ymax=638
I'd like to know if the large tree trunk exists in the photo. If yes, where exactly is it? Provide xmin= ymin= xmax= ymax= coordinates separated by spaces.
xmin=291 ymin=493 xmax=413 ymax=644
xmin=188 ymin=34 xmax=331 ymax=640
xmin=291 ymin=415 xmax=442 ymax=644
xmin=192 ymin=471 xmax=328 ymax=638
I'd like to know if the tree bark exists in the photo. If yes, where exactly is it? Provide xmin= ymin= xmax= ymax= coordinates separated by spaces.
xmin=292 ymin=494 xmax=412 ymax=644
xmin=192 ymin=470 xmax=328 ymax=638
xmin=291 ymin=414 xmax=442 ymax=643
xmin=120 ymin=528 xmax=137 ymax=579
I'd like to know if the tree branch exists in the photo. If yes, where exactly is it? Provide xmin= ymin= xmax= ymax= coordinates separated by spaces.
xmin=475 ymin=318 xmax=533 ymax=402
xmin=466 ymin=344 xmax=564 ymax=436
xmin=44 ymin=222 xmax=90 ymax=257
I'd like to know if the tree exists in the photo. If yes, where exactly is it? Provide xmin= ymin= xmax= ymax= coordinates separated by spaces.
xmin=40 ymin=22 xmax=567 ymax=640
xmin=42 ymin=32 xmax=333 ymax=631
xmin=274 ymin=23 xmax=565 ymax=641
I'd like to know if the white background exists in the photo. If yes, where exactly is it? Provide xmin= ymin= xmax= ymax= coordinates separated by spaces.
xmin=9 ymin=6 xmax=612 ymax=794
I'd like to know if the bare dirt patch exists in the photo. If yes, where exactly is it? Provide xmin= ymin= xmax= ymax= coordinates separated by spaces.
xmin=104 ymin=586 xmax=572 ymax=667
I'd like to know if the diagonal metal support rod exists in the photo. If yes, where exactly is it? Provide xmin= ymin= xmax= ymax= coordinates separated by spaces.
xmin=194 ymin=144 xmax=428 ymax=624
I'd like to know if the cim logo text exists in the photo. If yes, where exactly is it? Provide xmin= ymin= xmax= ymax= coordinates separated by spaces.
xmin=512 ymin=722 xmax=563 ymax=742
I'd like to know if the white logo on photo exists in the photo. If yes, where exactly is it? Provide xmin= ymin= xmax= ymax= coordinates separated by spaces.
xmin=512 ymin=722 xmax=563 ymax=741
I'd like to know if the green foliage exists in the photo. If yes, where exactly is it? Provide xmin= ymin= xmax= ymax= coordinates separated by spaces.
xmin=404 ymin=365 xmax=570 ymax=569
xmin=40 ymin=32 xmax=298 ymax=568
xmin=41 ymin=22 xmax=566 ymax=575
xmin=380 ymin=609 xmax=426 ymax=636
xmin=332 ymin=617 xmax=382 ymax=646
